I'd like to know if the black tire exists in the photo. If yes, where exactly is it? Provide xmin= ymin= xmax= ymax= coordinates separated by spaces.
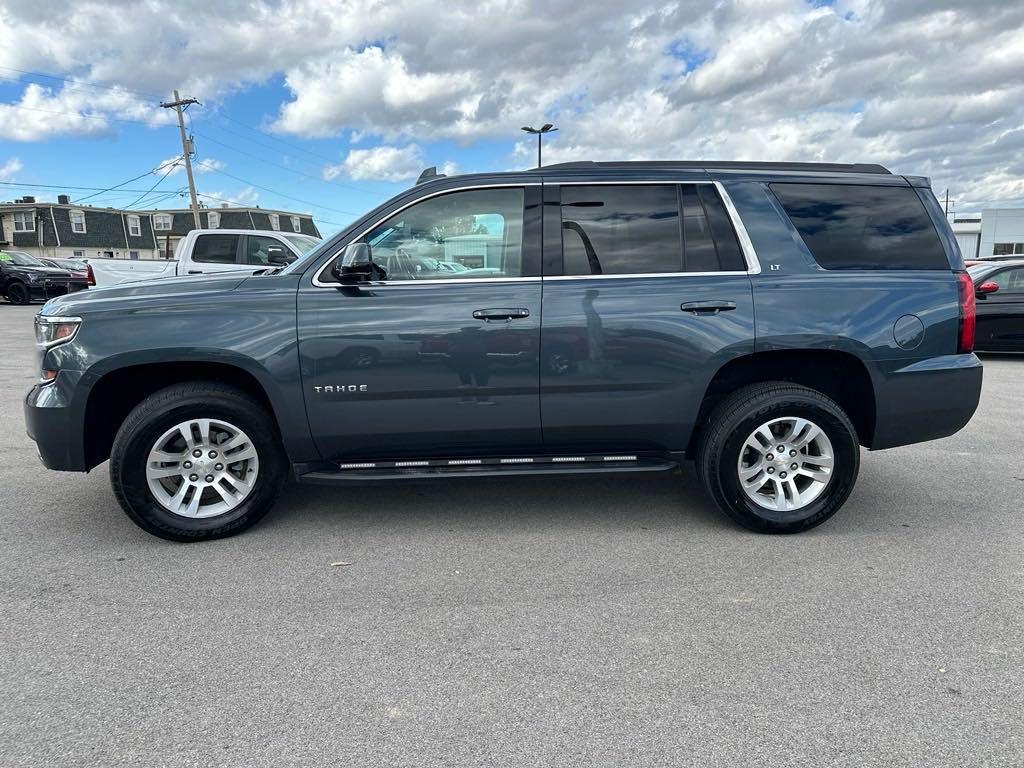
xmin=696 ymin=382 xmax=860 ymax=534
xmin=110 ymin=382 xmax=287 ymax=541
xmin=5 ymin=281 xmax=31 ymax=305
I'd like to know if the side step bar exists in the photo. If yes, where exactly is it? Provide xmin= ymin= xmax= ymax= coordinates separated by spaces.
xmin=298 ymin=454 xmax=679 ymax=484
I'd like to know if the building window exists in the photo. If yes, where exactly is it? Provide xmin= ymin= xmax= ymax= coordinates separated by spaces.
xmin=129 ymin=250 xmax=140 ymax=259
xmin=290 ymin=215 xmax=301 ymax=232
xmin=207 ymin=211 xmax=220 ymax=229
xmin=993 ymin=243 xmax=1024 ymax=256
xmin=73 ymin=250 xmax=85 ymax=258
xmin=127 ymin=214 xmax=141 ymax=237
xmin=153 ymin=213 xmax=172 ymax=231
xmin=13 ymin=211 xmax=35 ymax=232
xmin=269 ymin=213 xmax=280 ymax=230
xmin=70 ymin=209 xmax=87 ymax=233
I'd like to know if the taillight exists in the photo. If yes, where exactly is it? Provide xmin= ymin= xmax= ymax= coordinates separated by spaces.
xmin=86 ymin=263 xmax=95 ymax=287
xmin=956 ymin=272 xmax=975 ymax=353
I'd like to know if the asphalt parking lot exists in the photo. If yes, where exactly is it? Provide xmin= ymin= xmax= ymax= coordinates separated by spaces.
xmin=1 ymin=302 xmax=1021 ymax=767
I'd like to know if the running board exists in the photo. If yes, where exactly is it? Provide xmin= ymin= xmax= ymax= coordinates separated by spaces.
xmin=298 ymin=454 xmax=679 ymax=484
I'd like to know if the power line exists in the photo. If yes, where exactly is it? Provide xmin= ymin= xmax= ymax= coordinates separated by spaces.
xmin=194 ymin=131 xmax=385 ymax=197
xmin=193 ymin=160 xmax=364 ymax=216
xmin=0 ymin=101 xmax=174 ymax=128
xmin=122 ymin=159 xmax=183 ymax=209
xmin=0 ymin=64 xmax=165 ymax=101
xmin=213 ymin=111 xmax=345 ymax=165
xmin=71 ymin=158 xmax=184 ymax=204
xmin=0 ymin=180 xmax=176 ymax=194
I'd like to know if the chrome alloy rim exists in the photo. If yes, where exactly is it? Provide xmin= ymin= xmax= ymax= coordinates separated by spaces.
xmin=145 ymin=419 xmax=259 ymax=518
xmin=737 ymin=417 xmax=834 ymax=513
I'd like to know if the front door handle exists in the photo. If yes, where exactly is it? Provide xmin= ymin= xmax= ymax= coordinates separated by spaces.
xmin=473 ymin=308 xmax=530 ymax=322
xmin=188 ymin=270 xmax=203 ymax=274
xmin=681 ymin=300 xmax=737 ymax=315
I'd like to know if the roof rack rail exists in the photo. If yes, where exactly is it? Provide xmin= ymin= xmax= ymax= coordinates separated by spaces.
xmin=539 ymin=160 xmax=892 ymax=175
xmin=416 ymin=166 xmax=447 ymax=184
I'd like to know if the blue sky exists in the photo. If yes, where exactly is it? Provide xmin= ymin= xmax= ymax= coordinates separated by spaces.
xmin=1 ymin=0 xmax=1023 ymax=233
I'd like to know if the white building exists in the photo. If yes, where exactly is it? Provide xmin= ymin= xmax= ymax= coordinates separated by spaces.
xmin=952 ymin=208 xmax=1024 ymax=260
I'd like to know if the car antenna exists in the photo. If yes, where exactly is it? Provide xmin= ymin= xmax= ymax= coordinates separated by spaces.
xmin=416 ymin=166 xmax=446 ymax=185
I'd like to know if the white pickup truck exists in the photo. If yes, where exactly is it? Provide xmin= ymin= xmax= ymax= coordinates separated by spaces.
xmin=87 ymin=229 xmax=322 ymax=287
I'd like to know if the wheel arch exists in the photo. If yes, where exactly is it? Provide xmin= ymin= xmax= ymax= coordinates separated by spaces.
xmin=689 ymin=349 xmax=877 ymax=455
xmin=81 ymin=356 xmax=287 ymax=471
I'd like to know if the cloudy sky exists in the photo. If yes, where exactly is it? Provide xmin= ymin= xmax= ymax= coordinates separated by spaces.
xmin=1 ymin=0 xmax=1022 ymax=233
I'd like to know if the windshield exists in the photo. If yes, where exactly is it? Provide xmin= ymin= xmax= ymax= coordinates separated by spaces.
xmin=967 ymin=264 xmax=1000 ymax=280
xmin=0 ymin=250 xmax=46 ymax=267
xmin=282 ymin=234 xmax=321 ymax=254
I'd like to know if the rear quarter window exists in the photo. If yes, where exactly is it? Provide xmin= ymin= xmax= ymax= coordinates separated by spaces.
xmin=770 ymin=183 xmax=949 ymax=270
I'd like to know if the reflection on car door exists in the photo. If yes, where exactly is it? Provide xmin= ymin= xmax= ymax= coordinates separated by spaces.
xmin=539 ymin=181 xmax=755 ymax=452
xmin=297 ymin=183 xmax=544 ymax=460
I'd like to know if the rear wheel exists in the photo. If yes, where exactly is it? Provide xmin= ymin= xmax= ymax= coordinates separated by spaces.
xmin=110 ymin=382 xmax=286 ymax=541
xmin=696 ymin=382 xmax=860 ymax=533
xmin=5 ymin=282 xmax=31 ymax=304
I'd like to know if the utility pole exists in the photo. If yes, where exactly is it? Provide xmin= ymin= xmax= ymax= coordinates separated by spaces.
xmin=161 ymin=91 xmax=202 ymax=228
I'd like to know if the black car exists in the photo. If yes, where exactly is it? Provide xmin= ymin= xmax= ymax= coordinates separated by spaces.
xmin=969 ymin=258 xmax=1024 ymax=352
xmin=0 ymin=250 xmax=89 ymax=304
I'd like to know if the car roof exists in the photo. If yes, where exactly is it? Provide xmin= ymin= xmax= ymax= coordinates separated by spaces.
xmin=535 ymin=160 xmax=892 ymax=175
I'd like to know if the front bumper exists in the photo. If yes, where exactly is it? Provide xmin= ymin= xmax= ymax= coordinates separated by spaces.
xmin=24 ymin=370 xmax=88 ymax=471
xmin=870 ymin=353 xmax=983 ymax=450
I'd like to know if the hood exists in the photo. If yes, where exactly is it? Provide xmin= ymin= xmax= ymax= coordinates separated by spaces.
xmin=40 ymin=272 xmax=251 ymax=316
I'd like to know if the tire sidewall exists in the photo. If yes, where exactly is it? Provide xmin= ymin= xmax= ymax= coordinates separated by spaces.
xmin=715 ymin=395 xmax=859 ymax=532
xmin=7 ymin=282 xmax=31 ymax=304
xmin=112 ymin=393 xmax=284 ymax=541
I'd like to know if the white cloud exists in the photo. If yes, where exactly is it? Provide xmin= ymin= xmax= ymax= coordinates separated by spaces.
xmin=324 ymin=144 xmax=455 ymax=182
xmin=0 ymin=156 xmax=22 ymax=182
xmin=197 ymin=186 xmax=260 ymax=208
xmin=159 ymin=156 xmax=225 ymax=176
xmin=0 ymin=0 xmax=1022 ymax=209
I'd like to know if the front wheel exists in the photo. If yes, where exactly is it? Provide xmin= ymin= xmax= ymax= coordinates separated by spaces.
xmin=110 ymin=383 xmax=286 ymax=541
xmin=696 ymin=382 xmax=860 ymax=534
xmin=5 ymin=281 xmax=31 ymax=304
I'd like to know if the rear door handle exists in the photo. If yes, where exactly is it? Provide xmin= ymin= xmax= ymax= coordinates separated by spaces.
xmin=681 ymin=300 xmax=737 ymax=315
xmin=473 ymin=308 xmax=530 ymax=322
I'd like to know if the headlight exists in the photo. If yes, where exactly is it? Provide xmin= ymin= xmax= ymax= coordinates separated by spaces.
xmin=35 ymin=315 xmax=82 ymax=348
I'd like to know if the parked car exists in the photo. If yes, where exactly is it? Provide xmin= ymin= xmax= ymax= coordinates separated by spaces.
xmin=25 ymin=160 xmax=982 ymax=541
xmin=37 ymin=257 xmax=89 ymax=278
xmin=86 ymin=229 xmax=321 ymax=287
xmin=969 ymin=258 xmax=1024 ymax=351
xmin=0 ymin=250 xmax=89 ymax=304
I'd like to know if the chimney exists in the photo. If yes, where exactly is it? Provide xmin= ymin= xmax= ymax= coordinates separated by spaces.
xmin=221 ymin=203 xmax=229 ymax=208
xmin=57 ymin=194 xmax=70 ymax=205
xmin=21 ymin=196 xmax=36 ymax=203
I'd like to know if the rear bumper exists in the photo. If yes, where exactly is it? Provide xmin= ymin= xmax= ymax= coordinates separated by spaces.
xmin=24 ymin=371 xmax=88 ymax=471
xmin=870 ymin=353 xmax=983 ymax=450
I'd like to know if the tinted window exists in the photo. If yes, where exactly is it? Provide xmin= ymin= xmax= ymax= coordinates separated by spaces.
xmin=244 ymin=235 xmax=294 ymax=266
xmin=192 ymin=234 xmax=240 ymax=264
xmin=360 ymin=188 xmax=524 ymax=280
xmin=561 ymin=185 xmax=681 ymax=275
xmin=771 ymin=183 xmax=948 ymax=270
xmin=679 ymin=185 xmax=746 ymax=272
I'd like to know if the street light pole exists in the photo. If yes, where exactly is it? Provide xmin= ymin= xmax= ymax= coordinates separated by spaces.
xmin=521 ymin=124 xmax=558 ymax=168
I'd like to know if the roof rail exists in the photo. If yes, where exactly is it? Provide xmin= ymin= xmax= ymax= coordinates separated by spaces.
xmin=540 ymin=160 xmax=892 ymax=175
xmin=416 ymin=166 xmax=447 ymax=184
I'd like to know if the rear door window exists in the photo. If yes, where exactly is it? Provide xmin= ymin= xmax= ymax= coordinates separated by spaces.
xmin=770 ymin=183 xmax=948 ymax=270
xmin=560 ymin=185 xmax=681 ymax=275
xmin=192 ymin=234 xmax=241 ymax=264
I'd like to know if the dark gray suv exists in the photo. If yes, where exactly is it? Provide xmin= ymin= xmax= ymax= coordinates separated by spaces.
xmin=25 ymin=161 xmax=983 ymax=540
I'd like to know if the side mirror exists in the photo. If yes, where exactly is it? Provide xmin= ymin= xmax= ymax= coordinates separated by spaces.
xmin=331 ymin=242 xmax=376 ymax=284
xmin=977 ymin=281 xmax=999 ymax=296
